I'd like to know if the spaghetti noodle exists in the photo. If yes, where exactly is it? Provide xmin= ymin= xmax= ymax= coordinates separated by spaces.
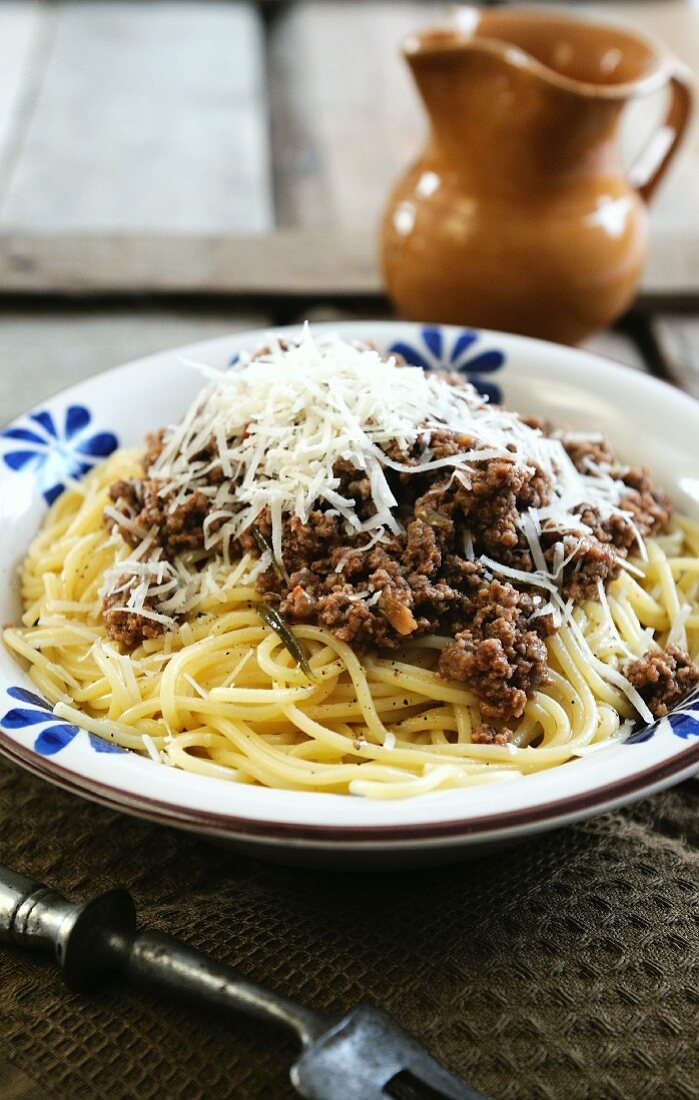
xmin=5 ymin=450 xmax=699 ymax=799
xmin=5 ymin=333 xmax=699 ymax=797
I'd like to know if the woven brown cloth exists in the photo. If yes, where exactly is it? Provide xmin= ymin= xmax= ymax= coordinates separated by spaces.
xmin=0 ymin=758 xmax=697 ymax=1100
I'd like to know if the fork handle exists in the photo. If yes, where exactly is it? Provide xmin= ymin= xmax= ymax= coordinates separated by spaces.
xmin=0 ymin=865 xmax=328 ymax=1048
xmin=121 ymin=929 xmax=329 ymax=1047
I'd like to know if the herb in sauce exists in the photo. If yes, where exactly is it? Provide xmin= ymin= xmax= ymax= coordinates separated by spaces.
xmin=257 ymin=602 xmax=317 ymax=683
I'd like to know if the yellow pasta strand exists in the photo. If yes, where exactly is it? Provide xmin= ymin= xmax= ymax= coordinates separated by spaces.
xmin=3 ymin=451 xmax=699 ymax=799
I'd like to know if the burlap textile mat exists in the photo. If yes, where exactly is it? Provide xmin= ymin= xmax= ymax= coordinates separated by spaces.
xmin=0 ymin=758 xmax=697 ymax=1100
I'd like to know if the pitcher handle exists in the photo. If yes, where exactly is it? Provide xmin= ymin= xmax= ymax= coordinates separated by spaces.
xmin=628 ymin=62 xmax=694 ymax=204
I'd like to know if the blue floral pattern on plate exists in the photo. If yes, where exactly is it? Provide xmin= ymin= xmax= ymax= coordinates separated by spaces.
xmin=624 ymin=689 xmax=699 ymax=745
xmin=0 ymin=332 xmax=695 ymax=756
xmin=1 ymin=686 xmax=125 ymax=756
xmin=388 ymin=326 xmax=506 ymax=403
xmin=1 ymin=404 xmax=118 ymax=504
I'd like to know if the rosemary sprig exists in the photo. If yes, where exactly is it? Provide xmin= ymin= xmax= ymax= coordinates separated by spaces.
xmin=257 ymin=602 xmax=318 ymax=684
xmin=251 ymin=525 xmax=290 ymax=585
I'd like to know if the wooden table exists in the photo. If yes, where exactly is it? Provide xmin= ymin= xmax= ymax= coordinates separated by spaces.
xmin=0 ymin=3 xmax=696 ymax=1097
xmin=0 ymin=0 xmax=694 ymax=403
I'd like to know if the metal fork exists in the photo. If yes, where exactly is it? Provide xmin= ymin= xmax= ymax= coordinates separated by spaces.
xmin=0 ymin=865 xmax=489 ymax=1100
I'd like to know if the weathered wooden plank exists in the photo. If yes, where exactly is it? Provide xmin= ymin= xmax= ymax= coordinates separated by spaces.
xmin=612 ymin=0 xmax=699 ymax=308
xmin=640 ymin=234 xmax=699 ymax=309
xmin=0 ymin=1 xmax=273 ymax=233
xmin=651 ymin=315 xmax=699 ymax=398
xmin=582 ymin=328 xmax=649 ymax=372
xmin=0 ymin=3 xmax=44 ymax=180
xmin=0 ymin=229 xmax=377 ymax=295
xmin=0 ymin=227 xmax=692 ymax=303
xmin=269 ymin=0 xmax=444 ymax=231
xmin=0 ymin=307 xmax=272 ymax=425
xmin=0 ymin=0 xmax=692 ymax=305
xmin=558 ymin=2 xmax=699 ymax=298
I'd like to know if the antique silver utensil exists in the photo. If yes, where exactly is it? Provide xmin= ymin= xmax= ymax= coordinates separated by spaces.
xmin=0 ymin=865 xmax=488 ymax=1100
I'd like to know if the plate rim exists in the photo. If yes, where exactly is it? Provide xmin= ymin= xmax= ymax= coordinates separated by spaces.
xmin=1 ymin=318 xmax=696 ymax=436
xmin=1 ymin=726 xmax=698 ymax=845
xmin=2 ymin=319 xmax=698 ymax=849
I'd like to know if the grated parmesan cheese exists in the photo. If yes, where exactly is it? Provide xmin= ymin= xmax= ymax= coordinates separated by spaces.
xmin=141 ymin=734 xmax=161 ymax=763
xmin=145 ymin=327 xmax=631 ymax=567
xmin=102 ymin=327 xmax=651 ymax=726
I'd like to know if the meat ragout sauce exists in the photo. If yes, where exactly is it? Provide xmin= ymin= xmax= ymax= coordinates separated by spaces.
xmin=103 ymin=381 xmax=698 ymax=740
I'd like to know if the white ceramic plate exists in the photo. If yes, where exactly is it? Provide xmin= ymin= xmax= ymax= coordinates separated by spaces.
xmin=1 ymin=322 xmax=698 ymax=867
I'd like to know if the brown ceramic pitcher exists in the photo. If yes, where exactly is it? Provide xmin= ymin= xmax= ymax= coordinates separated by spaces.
xmin=381 ymin=8 xmax=694 ymax=345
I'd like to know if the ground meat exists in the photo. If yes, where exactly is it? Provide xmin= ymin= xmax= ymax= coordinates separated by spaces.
xmin=626 ymin=644 xmax=699 ymax=718
xmin=452 ymin=456 xmax=550 ymax=557
xmin=101 ymin=379 xmax=677 ymax=725
xmin=267 ymin=511 xmax=343 ymax=575
xmin=158 ymin=489 xmax=211 ymax=554
xmin=313 ymin=584 xmax=402 ymax=648
xmin=143 ymin=428 xmax=167 ymax=470
xmin=561 ymin=438 xmax=672 ymax=543
xmin=107 ymin=476 xmax=210 ymax=556
xmin=535 ymin=436 xmax=673 ymax=601
xmin=377 ymin=588 xmax=418 ymax=636
xmin=106 ymin=479 xmax=144 ymax=539
xmin=103 ymin=432 xmax=221 ymax=645
xmin=427 ymin=428 xmax=475 ymax=459
xmin=573 ymin=505 xmax=638 ymax=556
xmin=471 ymin=724 xmax=513 ymax=745
xmin=403 ymin=519 xmax=441 ymax=576
xmin=547 ymin=532 xmax=621 ymax=602
xmin=438 ymin=579 xmax=553 ymax=720
xmin=102 ymin=586 xmax=163 ymax=648
xmin=619 ymin=466 xmax=673 ymax=538
xmin=333 ymin=459 xmax=375 ymax=523
xmin=560 ymin=434 xmax=616 ymax=473
xmin=521 ymin=416 xmax=550 ymax=434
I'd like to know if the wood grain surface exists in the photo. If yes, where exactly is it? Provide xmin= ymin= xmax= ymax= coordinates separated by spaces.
xmin=0 ymin=0 xmax=693 ymax=300
xmin=0 ymin=3 xmax=43 ymax=181
xmin=652 ymin=314 xmax=699 ymax=396
xmin=0 ymin=1 xmax=273 ymax=233
xmin=582 ymin=327 xmax=649 ymax=372
xmin=585 ymin=1 xmax=699 ymax=241
xmin=0 ymin=228 xmax=379 ymax=295
xmin=0 ymin=307 xmax=271 ymax=423
xmin=268 ymin=0 xmax=439 ymax=231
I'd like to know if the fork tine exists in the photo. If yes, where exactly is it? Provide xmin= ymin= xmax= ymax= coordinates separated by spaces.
xmin=290 ymin=1003 xmax=489 ymax=1100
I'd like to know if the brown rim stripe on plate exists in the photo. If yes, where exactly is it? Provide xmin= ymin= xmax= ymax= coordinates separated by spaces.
xmin=1 ymin=730 xmax=698 ymax=844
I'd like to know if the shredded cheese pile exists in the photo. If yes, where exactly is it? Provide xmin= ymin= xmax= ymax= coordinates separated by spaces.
xmin=98 ymin=327 xmax=657 ymax=721
xmin=143 ymin=329 xmax=633 ymax=559
xmin=103 ymin=329 xmax=644 ymax=597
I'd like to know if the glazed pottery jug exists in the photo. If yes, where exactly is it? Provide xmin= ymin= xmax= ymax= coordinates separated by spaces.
xmin=381 ymin=8 xmax=693 ymax=345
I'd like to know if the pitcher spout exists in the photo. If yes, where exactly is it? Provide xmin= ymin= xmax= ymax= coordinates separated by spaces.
xmin=403 ymin=8 xmax=674 ymax=189
xmin=405 ymin=6 xmax=668 ymax=100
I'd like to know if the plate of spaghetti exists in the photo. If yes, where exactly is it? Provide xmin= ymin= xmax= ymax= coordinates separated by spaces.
xmin=1 ymin=322 xmax=698 ymax=865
